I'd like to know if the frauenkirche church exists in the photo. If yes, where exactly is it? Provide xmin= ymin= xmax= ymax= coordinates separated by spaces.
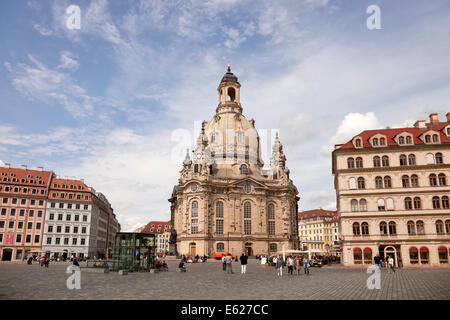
xmin=170 ymin=65 xmax=300 ymax=257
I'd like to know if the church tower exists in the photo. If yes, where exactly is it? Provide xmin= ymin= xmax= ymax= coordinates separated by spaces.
xmin=170 ymin=65 xmax=299 ymax=257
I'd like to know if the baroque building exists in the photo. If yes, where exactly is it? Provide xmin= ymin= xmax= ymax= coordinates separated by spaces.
xmin=170 ymin=66 xmax=299 ymax=257
xmin=332 ymin=112 xmax=450 ymax=267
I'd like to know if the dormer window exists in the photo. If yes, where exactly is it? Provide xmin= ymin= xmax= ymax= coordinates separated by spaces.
xmin=432 ymin=134 xmax=439 ymax=143
xmin=354 ymin=139 xmax=362 ymax=148
xmin=406 ymin=136 xmax=412 ymax=144
xmin=425 ymin=135 xmax=431 ymax=143
xmin=398 ymin=136 xmax=405 ymax=144
xmin=372 ymin=138 xmax=378 ymax=146
xmin=447 ymin=127 xmax=450 ymax=136
xmin=379 ymin=137 xmax=386 ymax=145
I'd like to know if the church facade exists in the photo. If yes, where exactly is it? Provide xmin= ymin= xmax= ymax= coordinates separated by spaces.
xmin=169 ymin=66 xmax=300 ymax=257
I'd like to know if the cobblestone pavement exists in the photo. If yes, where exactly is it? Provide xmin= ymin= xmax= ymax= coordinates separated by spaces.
xmin=0 ymin=260 xmax=449 ymax=300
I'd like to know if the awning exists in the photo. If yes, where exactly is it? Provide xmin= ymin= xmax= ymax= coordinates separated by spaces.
xmin=29 ymin=249 xmax=43 ymax=253
xmin=420 ymin=246 xmax=428 ymax=252
xmin=363 ymin=247 xmax=372 ymax=252
xmin=71 ymin=250 xmax=85 ymax=253
xmin=438 ymin=246 xmax=448 ymax=251
xmin=353 ymin=247 xmax=362 ymax=252
xmin=51 ymin=250 xmax=66 ymax=253
xmin=409 ymin=246 xmax=418 ymax=251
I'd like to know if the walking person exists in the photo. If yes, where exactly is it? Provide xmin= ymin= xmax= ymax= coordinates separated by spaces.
xmin=276 ymin=256 xmax=284 ymax=276
xmin=240 ymin=253 xmax=248 ymax=274
xmin=226 ymin=253 xmax=234 ymax=274
xmin=287 ymin=256 xmax=294 ymax=275
xmin=303 ymin=256 xmax=310 ymax=275
xmin=73 ymin=258 xmax=79 ymax=267
xmin=387 ymin=255 xmax=395 ymax=273
xmin=44 ymin=256 xmax=50 ymax=268
xmin=222 ymin=255 xmax=227 ymax=272
xmin=374 ymin=254 xmax=382 ymax=271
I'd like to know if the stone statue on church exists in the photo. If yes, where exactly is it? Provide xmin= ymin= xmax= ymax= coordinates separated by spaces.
xmin=168 ymin=228 xmax=178 ymax=256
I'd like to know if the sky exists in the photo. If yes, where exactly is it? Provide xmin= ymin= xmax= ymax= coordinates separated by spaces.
xmin=1 ymin=0 xmax=450 ymax=231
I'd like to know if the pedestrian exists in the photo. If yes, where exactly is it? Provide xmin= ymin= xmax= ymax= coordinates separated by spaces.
xmin=73 ymin=258 xmax=79 ymax=267
xmin=222 ymin=255 xmax=227 ymax=271
xmin=287 ymin=256 xmax=294 ymax=275
xmin=294 ymin=256 xmax=301 ymax=275
xmin=303 ymin=257 xmax=310 ymax=275
xmin=388 ymin=255 xmax=395 ymax=273
xmin=273 ymin=255 xmax=278 ymax=268
xmin=276 ymin=256 xmax=284 ymax=276
xmin=44 ymin=256 xmax=50 ymax=268
xmin=226 ymin=253 xmax=234 ymax=274
xmin=374 ymin=254 xmax=382 ymax=271
xmin=240 ymin=253 xmax=248 ymax=274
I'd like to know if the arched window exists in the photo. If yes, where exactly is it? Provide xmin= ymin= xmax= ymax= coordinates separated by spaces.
xmin=372 ymin=138 xmax=378 ymax=146
xmin=240 ymin=164 xmax=248 ymax=174
xmin=432 ymin=196 xmax=441 ymax=209
xmin=438 ymin=246 xmax=448 ymax=264
xmin=351 ymin=200 xmax=358 ymax=212
xmin=382 ymin=156 xmax=389 ymax=167
xmin=361 ymin=222 xmax=369 ymax=236
xmin=408 ymin=154 xmax=416 ymax=166
xmin=216 ymin=201 xmax=224 ymax=217
xmin=407 ymin=221 xmax=415 ymax=235
xmin=426 ymin=153 xmax=435 ymax=164
xmin=216 ymin=242 xmax=225 ymax=252
xmin=402 ymin=175 xmax=410 ymax=188
xmin=445 ymin=220 xmax=450 ymax=234
xmin=406 ymin=136 xmax=412 ymax=144
xmin=243 ymin=201 xmax=251 ymax=218
xmin=377 ymin=198 xmax=385 ymax=211
xmin=388 ymin=221 xmax=397 ymax=235
xmin=413 ymin=197 xmax=421 ymax=209
xmin=416 ymin=220 xmax=424 ymax=234
xmin=404 ymin=197 xmax=412 ymax=210
xmin=435 ymin=152 xmax=443 ymax=164
xmin=373 ymin=156 xmax=381 ymax=167
xmin=353 ymin=248 xmax=362 ymax=264
xmin=210 ymin=131 xmax=216 ymax=143
xmin=355 ymin=157 xmax=363 ymax=168
xmin=425 ymin=135 xmax=431 ymax=143
xmin=398 ymin=136 xmax=405 ymax=144
xmin=191 ymin=201 xmax=198 ymax=217
xmin=411 ymin=174 xmax=419 ymax=187
xmin=429 ymin=174 xmax=437 ymax=186
xmin=227 ymin=87 xmax=236 ymax=101
xmin=384 ymin=176 xmax=392 ymax=188
xmin=420 ymin=247 xmax=429 ymax=264
xmin=267 ymin=204 xmax=275 ymax=219
xmin=375 ymin=176 xmax=383 ymax=189
xmin=349 ymin=177 xmax=356 ymax=189
xmin=352 ymin=222 xmax=360 ymax=236
xmin=379 ymin=222 xmax=387 ymax=235
xmin=438 ymin=173 xmax=446 ymax=186
xmin=386 ymin=198 xmax=394 ymax=210
xmin=432 ymin=134 xmax=439 ymax=143
xmin=409 ymin=247 xmax=419 ymax=264
xmin=357 ymin=177 xmax=365 ymax=189
xmin=436 ymin=220 xmax=444 ymax=234
xmin=442 ymin=196 xmax=449 ymax=209
xmin=399 ymin=154 xmax=407 ymax=166
xmin=347 ymin=157 xmax=355 ymax=168
xmin=355 ymin=139 xmax=361 ymax=148
xmin=359 ymin=199 xmax=367 ymax=212
xmin=380 ymin=137 xmax=386 ymax=145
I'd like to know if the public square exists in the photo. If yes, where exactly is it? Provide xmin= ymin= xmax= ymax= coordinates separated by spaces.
xmin=0 ymin=260 xmax=449 ymax=300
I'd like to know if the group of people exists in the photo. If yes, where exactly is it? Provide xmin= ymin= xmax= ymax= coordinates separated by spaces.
xmin=374 ymin=254 xmax=397 ymax=273
xmin=264 ymin=255 xmax=314 ymax=276
xmin=221 ymin=253 xmax=247 ymax=274
xmin=179 ymin=254 xmax=208 ymax=263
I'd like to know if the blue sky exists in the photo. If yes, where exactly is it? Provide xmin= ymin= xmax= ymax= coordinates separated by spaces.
xmin=1 ymin=0 xmax=450 ymax=231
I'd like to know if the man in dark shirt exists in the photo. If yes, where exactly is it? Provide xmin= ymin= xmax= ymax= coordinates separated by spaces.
xmin=240 ymin=253 xmax=248 ymax=274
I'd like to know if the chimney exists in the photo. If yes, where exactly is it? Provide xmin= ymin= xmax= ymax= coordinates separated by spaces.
xmin=37 ymin=166 xmax=43 ymax=171
xmin=446 ymin=112 xmax=450 ymax=122
xmin=429 ymin=113 xmax=439 ymax=123
xmin=414 ymin=120 xmax=426 ymax=129
xmin=21 ymin=165 xmax=27 ymax=170
xmin=5 ymin=163 xmax=10 ymax=169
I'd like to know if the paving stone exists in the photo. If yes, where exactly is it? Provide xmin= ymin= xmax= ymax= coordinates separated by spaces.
xmin=0 ymin=261 xmax=449 ymax=300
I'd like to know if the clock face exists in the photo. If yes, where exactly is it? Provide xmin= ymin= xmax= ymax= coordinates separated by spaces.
xmin=196 ymin=152 xmax=202 ymax=160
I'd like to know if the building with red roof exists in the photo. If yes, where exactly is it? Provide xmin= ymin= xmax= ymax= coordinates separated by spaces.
xmin=332 ymin=112 xmax=450 ymax=267
xmin=141 ymin=221 xmax=172 ymax=254
xmin=298 ymin=208 xmax=339 ymax=254
xmin=0 ymin=163 xmax=120 ymax=261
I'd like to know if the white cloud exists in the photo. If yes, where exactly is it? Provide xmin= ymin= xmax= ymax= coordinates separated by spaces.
xmin=34 ymin=24 xmax=53 ymax=36
xmin=57 ymin=51 xmax=79 ymax=71
xmin=322 ymin=112 xmax=381 ymax=155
